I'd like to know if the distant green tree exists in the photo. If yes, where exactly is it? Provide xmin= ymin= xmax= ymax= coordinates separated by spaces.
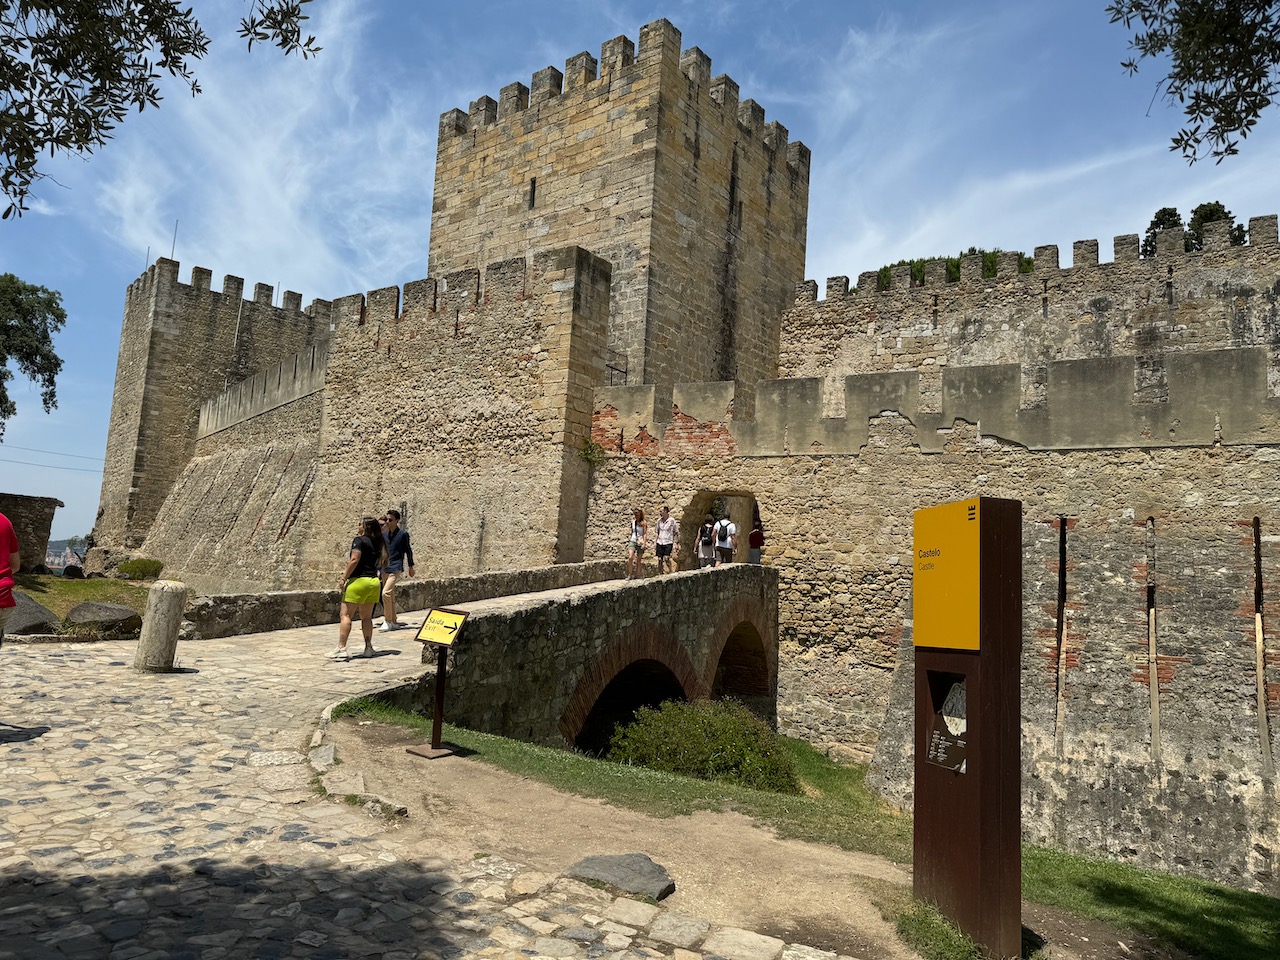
xmin=1107 ymin=1 xmax=1280 ymax=163
xmin=1141 ymin=202 xmax=1248 ymax=255
xmin=1186 ymin=200 xmax=1248 ymax=249
xmin=873 ymin=247 xmax=1034 ymax=291
xmin=0 ymin=273 xmax=66 ymax=438
xmin=0 ymin=1 xmax=320 ymax=218
xmin=1141 ymin=206 xmax=1186 ymax=257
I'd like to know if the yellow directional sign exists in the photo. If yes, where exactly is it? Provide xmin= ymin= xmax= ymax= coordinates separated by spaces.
xmin=913 ymin=498 xmax=981 ymax=650
xmin=416 ymin=607 xmax=467 ymax=646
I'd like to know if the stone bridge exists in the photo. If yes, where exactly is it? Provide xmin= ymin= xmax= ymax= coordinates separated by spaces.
xmin=413 ymin=565 xmax=779 ymax=752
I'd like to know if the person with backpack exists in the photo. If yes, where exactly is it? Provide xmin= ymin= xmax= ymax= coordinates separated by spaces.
xmin=713 ymin=514 xmax=737 ymax=566
xmin=696 ymin=512 xmax=717 ymax=569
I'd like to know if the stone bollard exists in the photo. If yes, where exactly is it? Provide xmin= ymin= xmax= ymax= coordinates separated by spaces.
xmin=133 ymin=580 xmax=188 ymax=673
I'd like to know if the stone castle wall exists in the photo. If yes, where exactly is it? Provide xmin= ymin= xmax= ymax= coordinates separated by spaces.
xmin=781 ymin=216 xmax=1280 ymax=413
xmin=429 ymin=19 xmax=808 ymax=391
xmin=141 ymin=247 xmax=611 ymax=592
xmin=584 ymin=357 xmax=1280 ymax=894
xmin=91 ymin=259 xmax=330 ymax=566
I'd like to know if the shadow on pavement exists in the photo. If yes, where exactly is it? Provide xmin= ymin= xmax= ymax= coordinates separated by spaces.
xmin=0 ymin=856 xmax=487 ymax=960
xmin=0 ymin=722 xmax=50 ymax=744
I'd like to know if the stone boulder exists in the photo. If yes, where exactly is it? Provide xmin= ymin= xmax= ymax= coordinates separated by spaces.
xmin=62 ymin=565 xmax=85 ymax=580
xmin=567 ymin=853 xmax=675 ymax=900
xmin=64 ymin=602 xmax=143 ymax=639
xmin=6 ymin=592 xmax=59 ymax=635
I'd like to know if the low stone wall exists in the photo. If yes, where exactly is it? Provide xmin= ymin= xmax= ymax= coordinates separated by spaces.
xmin=0 ymin=493 xmax=63 ymax=572
xmin=181 ymin=560 xmax=627 ymax=639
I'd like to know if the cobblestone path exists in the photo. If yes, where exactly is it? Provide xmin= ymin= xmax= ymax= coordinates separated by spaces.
xmin=0 ymin=627 xmax=872 ymax=960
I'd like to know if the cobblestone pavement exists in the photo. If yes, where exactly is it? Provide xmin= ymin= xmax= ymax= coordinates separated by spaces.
xmin=0 ymin=625 xmax=873 ymax=960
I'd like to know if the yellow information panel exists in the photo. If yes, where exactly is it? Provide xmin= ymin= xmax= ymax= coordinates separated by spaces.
xmin=416 ymin=607 xmax=468 ymax=646
xmin=913 ymin=498 xmax=981 ymax=650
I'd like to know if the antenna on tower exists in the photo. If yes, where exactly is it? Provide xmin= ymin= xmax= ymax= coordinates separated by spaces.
xmin=170 ymin=219 xmax=179 ymax=259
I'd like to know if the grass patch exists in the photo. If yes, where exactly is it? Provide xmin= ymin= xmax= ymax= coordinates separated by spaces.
xmin=863 ymin=879 xmax=983 ymax=960
xmin=14 ymin=573 xmax=148 ymax=620
xmin=332 ymin=696 xmax=1279 ymax=960
xmin=1023 ymin=845 xmax=1279 ymax=960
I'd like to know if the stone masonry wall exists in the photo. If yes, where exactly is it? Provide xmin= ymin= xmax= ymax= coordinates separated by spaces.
xmin=295 ymin=247 xmax=611 ymax=587
xmin=781 ymin=217 xmax=1280 ymax=414
xmin=584 ymin=363 xmax=1280 ymax=895
xmin=0 ymin=493 xmax=62 ymax=572
xmin=139 ymin=392 xmax=325 ymax=594
xmin=429 ymin=19 xmax=808 ymax=391
xmin=180 ymin=559 xmax=626 ymax=640
xmin=92 ymin=259 xmax=330 ymax=568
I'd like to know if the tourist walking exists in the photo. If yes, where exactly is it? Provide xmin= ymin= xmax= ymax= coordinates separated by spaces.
xmin=626 ymin=508 xmax=649 ymax=579
xmin=378 ymin=509 xmax=415 ymax=631
xmin=0 ymin=511 xmax=19 ymax=649
xmin=748 ymin=519 xmax=765 ymax=564
xmin=654 ymin=505 xmax=678 ymax=574
xmin=696 ymin=512 xmax=717 ymax=569
xmin=333 ymin=516 xmax=387 ymax=660
xmin=713 ymin=515 xmax=737 ymax=566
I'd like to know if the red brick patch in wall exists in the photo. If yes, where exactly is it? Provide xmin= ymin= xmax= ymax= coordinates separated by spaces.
xmin=624 ymin=426 xmax=660 ymax=455
xmin=662 ymin=407 xmax=738 ymax=456
xmin=1132 ymin=655 xmax=1193 ymax=686
xmin=591 ymin=404 xmax=623 ymax=452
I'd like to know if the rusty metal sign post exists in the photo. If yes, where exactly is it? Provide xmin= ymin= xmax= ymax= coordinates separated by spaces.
xmin=912 ymin=497 xmax=1022 ymax=959
xmin=406 ymin=608 xmax=468 ymax=760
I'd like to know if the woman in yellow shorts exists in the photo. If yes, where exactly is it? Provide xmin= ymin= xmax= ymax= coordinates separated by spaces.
xmin=333 ymin=516 xmax=388 ymax=660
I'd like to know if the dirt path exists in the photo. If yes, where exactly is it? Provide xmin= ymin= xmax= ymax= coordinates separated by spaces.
xmin=328 ymin=719 xmax=1192 ymax=960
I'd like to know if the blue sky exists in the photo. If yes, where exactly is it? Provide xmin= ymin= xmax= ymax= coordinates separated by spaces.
xmin=3 ymin=0 xmax=1279 ymax=540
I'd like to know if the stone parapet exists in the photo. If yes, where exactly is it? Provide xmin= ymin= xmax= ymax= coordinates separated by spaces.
xmin=0 ymin=493 xmax=63 ymax=572
xmin=181 ymin=560 xmax=628 ymax=640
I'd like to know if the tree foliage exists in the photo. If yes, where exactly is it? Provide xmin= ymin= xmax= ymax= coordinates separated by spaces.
xmin=0 ymin=1 xmax=320 ymax=218
xmin=1141 ymin=205 xmax=1186 ymax=256
xmin=1141 ymin=200 xmax=1247 ymax=255
xmin=872 ymin=247 xmax=1034 ymax=291
xmin=1107 ymin=1 xmax=1280 ymax=163
xmin=0 ymin=272 xmax=66 ymax=438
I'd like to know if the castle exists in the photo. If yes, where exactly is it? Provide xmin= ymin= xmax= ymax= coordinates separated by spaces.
xmin=90 ymin=20 xmax=1279 ymax=895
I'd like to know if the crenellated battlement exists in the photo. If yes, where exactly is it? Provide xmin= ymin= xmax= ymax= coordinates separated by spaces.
xmin=124 ymin=257 xmax=329 ymax=317
xmin=436 ymin=19 xmax=809 ymax=179
xmin=797 ymin=215 xmax=1280 ymax=304
xmin=594 ymin=347 xmax=1280 ymax=458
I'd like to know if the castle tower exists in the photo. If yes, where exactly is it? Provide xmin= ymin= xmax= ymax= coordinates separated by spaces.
xmin=428 ymin=19 xmax=810 ymax=394
xmin=90 ymin=260 xmax=328 ymax=566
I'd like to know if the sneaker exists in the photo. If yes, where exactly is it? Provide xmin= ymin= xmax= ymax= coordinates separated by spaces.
xmin=354 ymin=647 xmax=376 ymax=658
xmin=327 ymin=647 xmax=349 ymax=661
xmin=378 ymin=620 xmax=397 ymax=632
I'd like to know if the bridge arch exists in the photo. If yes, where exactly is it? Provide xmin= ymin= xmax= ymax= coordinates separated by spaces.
xmin=706 ymin=593 xmax=778 ymax=723
xmin=559 ymin=622 xmax=708 ymax=750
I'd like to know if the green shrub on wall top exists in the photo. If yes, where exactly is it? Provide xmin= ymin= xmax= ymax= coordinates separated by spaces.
xmin=118 ymin=558 xmax=164 ymax=581
xmin=608 ymin=699 xmax=801 ymax=795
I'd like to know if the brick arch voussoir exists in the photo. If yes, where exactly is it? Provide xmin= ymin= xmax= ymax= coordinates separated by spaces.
xmin=703 ymin=593 xmax=778 ymax=695
xmin=559 ymin=621 xmax=709 ymax=744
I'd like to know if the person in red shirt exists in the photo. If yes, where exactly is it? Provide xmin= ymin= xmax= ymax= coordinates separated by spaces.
xmin=0 ymin=511 xmax=20 ymax=647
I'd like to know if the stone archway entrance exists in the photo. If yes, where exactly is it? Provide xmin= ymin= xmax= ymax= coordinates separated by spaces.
xmin=679 ymin=490 xmax=759 ymax=568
